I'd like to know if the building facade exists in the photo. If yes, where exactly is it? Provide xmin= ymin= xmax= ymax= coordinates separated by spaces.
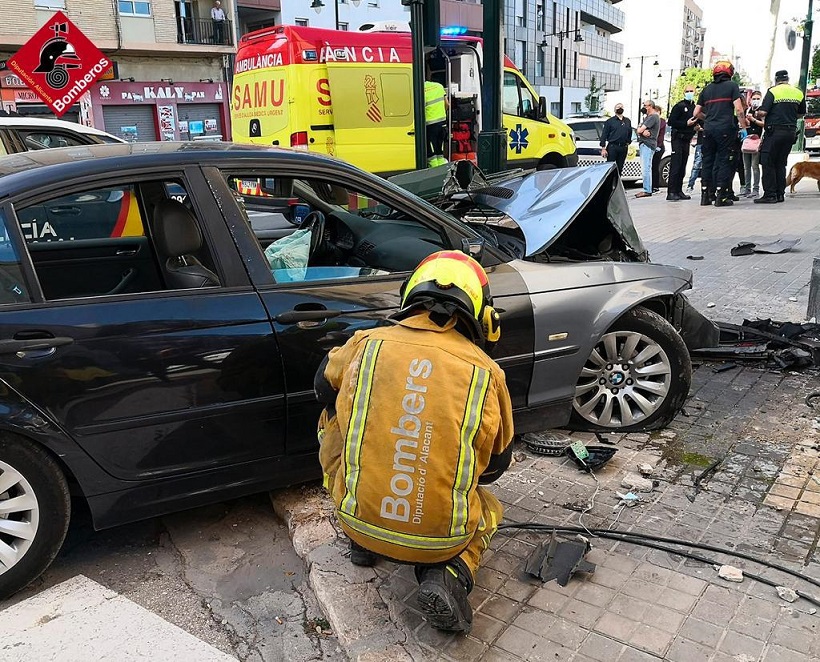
xmin=0 ymin=0 xmax=236 ymax=141
xmin=503 ymin=0 xmax=625 ymax=118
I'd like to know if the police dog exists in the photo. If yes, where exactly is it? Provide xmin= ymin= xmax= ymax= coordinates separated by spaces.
xmin=786 ymin=160 xmax=820 ymax=193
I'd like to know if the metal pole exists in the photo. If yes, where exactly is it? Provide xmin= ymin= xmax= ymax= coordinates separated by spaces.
xmin=637 ymin=56 xmax=645 ymax=122
xmin=477 ymin=0 xmax=506 ymax=174
xmin=405 ymin=0 xmax=428 ymax=170
xmin=558 ymin=32 xmax=564 ymax=119
xmin=796 ymin=0 xmax=814 ymax=151
xmin=667 ymin=70 xmax=674 ymax=114
xmin=334 ymin=0 xmax=339 ymax=29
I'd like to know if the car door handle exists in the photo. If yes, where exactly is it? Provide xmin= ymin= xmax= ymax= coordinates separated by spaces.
xmin=407 ymin=131 xmax=415 ymax=136
xmin=48 ymin=206 xmax=81 ymax=215
xmin=275 ymin=306 xmax=343 ymax=325
xmin=0 ymin=336 xmax=74 ymax=355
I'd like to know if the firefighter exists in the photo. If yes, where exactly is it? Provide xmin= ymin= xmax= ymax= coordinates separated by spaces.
xmin=425 ymin=79 xmax=449 ymax=168
xmin=691 ymin=60 xmax=748 ymax=207
xmin=314 ymin=250 xmax=514 ymax=633
xmin=754 ymin=69 xmax=806 ymax=204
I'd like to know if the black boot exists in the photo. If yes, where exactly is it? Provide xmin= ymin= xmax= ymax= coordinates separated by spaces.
xmin=415 ymin=559 xmax=474 ymax=633
xmin=714 ymin=188 xmax=734 ymax=207
xmin=678 ymin=190 xmax=692 ymax=200
xmin=700 ymin=187 xmax=713 ymax=206
xmin=349 ymin=539 xmax=377 ymax=567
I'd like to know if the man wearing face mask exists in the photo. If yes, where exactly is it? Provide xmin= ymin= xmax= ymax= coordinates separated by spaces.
xmin=599 ymin=104 xmax=632 ymax=174
xmin=666 ymin=85 xmax=698 ymax=201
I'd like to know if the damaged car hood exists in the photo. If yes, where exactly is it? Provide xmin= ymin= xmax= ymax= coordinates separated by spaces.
xmin=468 ymin=163 xmax=647 ymax=259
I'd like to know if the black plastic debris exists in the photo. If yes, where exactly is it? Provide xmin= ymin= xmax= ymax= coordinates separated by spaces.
xmin=730 ymin=238 xmax=801 ymax=256
xmin=686 ymin=255 xmax=705 ymax=260
xmin=524 ymin=532 xmax=596 ymax=586
xmin=564 ymin=445 xmax=618 ymax=471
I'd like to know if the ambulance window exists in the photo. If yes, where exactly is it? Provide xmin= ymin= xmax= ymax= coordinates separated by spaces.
xmin=502 ymin=72 xmax=520 ymax=116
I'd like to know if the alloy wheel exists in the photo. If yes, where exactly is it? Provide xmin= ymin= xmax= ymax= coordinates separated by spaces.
xmin=0 ymin=459 xmax=40 ymax=575
xmin=573 ymin=330 xmax=672 ymax=428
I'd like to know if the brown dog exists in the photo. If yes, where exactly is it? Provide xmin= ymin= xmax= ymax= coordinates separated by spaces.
xmin=786 ymin=160 xmax=820 ymax=193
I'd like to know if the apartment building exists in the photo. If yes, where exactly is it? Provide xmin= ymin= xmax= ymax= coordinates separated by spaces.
xmin=0 ymin=0 xmax=237 ymax=141
xmin=504 ymin=0 xmax=625 ymax=118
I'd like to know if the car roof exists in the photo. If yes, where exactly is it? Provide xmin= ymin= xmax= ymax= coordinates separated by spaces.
xmin=0 ymin=116 xmax=116 ymax=138
xmin=0 ymin=142 xmax=359 ymax=199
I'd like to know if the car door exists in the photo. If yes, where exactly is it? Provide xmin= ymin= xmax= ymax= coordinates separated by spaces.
xmin=211 ymin=162 xmax=534 ymax=457
xmin=0 ymin=166 xmax=287 ymax=482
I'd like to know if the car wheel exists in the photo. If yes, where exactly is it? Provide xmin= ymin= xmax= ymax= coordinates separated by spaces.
xmin=571 ymin=307 xmax=692 ymax=432
xmin=660 ymin=156 xmax=671 ymax=188
xmin=0 ymin=435 xmax=70 ymax=600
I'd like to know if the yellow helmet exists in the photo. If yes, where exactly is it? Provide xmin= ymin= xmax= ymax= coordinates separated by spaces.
xmin=398 ymin=250 xmax=501 ymax=348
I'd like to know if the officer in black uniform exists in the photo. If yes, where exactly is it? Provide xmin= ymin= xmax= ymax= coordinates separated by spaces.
xmin=754 ymin=70 xmax=807 ymax=204
xmin=666 ymin=84 xmax=697 ymax=201
xmin=599 ymin=103 xmax=632 ymax=174
xmin=691 ymin=60 xmax=748 ymax=207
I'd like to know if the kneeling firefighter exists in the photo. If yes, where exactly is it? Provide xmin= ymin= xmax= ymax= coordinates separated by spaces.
xmin=314 ymin=251 xmax=514 ymax=633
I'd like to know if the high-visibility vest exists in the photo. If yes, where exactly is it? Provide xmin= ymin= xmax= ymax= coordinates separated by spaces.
xmin=424 ymin=81 xmax=447 ymax=125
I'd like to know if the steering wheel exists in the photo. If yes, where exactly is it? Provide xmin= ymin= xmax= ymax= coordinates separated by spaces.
xmin=301 ymin=210 xmax=326 ymax=260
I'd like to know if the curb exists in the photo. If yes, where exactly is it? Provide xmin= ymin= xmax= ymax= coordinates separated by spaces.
xmin=270 ymin=485 xmax=424 ymax=662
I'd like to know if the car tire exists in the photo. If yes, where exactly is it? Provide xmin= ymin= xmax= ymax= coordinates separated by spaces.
xmin=571 ymin=307 xmax=692 ymax=432
xmin=660 ymin=156 xmax=671 ymax=188
xmin=0 ymin=435 xmax=70 ymax=600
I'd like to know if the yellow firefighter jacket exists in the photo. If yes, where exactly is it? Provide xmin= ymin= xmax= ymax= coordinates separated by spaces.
xmin=318 ymin=312 xmax=514 ymax=564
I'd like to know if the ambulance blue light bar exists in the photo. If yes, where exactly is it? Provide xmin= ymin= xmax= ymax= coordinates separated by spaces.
xmin=441 ymin=26 xmax=468 ymax=36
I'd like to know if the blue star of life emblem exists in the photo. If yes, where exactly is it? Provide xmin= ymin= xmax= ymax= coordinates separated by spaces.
xmin=509 ymin=124 xmax=529 ymax=154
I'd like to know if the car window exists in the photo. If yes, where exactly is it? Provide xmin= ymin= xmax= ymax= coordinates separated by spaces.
xmin=19 ymin=131 xmax=86 ymax=151
xmin=0 ymin=208 xmax=29 ymax=305
xmin=571 ymin=122 xmax=601 ymax=141
xmin=226 ymin=173 xmax=450 ymax=284
xmin=13 ymin=179 xmax=222 ymax=300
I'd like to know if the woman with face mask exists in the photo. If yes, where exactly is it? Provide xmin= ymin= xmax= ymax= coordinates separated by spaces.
xmin=741 ymin=91 xmax=765 ymax=197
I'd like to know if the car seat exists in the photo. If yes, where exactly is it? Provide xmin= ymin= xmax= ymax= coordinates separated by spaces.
xmin=153 ymin=199 xmax=219 ymax=289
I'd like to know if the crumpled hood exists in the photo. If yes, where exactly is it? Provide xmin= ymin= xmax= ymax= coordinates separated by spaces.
xmin=468 ymin=162 xmax=648 ymax=258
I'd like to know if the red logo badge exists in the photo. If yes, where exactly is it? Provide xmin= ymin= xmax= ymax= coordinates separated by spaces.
xmin=8 ymin=11 xmax=111 ymax=117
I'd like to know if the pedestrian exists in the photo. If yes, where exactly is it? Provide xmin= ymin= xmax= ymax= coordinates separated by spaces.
xmin=685 ymin=121 xmax=704 ymax=195
xmin=754 ymin=70 xmax=806 ymax=204
xmin=634 ymin=100 xmax=660 ymax=198
xmin=425 ymin=78 xmax=449 ymax=167
xmin=740 ymin=90 xmax=764 ymax=198
xmin=691 ymin=60 xmax=748 ymax=207
xmin=651 ymin=103 xmax=667 ymax=193
xmin=599 ymin=103 xmax=632 ymax=174
xmin=211 ymin=0 xmax=226 ymax=44
xmin=314 ymin=250 xmax=512 ymax=634
xmin=666 ymin=85 xmax=698 ymax=200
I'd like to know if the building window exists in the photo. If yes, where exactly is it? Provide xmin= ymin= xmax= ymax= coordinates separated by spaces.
xmin=554 ymin=47 xmax=559 ymax=78
xmin=570 ymin=102 xmax=582 ymax=114
xmin=536 ymin=47 xmax=544 ymax=78
xmin=515 ymin=41 xmax=526 ymax=73
xmin=550 ymin=101 xmax=560 ymax=115
xmin=573 ymin=51 xmax=578 ymax=79
xmin=295 ymin=17 xmax=309 ymax=26
xmin=338 ymin=22 xmax=348 ymax=30
xmin=536 ymin=1 xmax=544 ymax=31
xmin=118 ymin=0 xmax=151 ymax=15
xmin=515 ymin=0 xmax=525 ymax=27
xmin=34 ymin=0 xmax=65 ymax=8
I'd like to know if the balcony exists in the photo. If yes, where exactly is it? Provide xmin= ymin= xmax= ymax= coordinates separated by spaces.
xmin=177 ymin=18 xmax=234 ymax=46
xmin=577 ymin=0 xmax=625 ymax=34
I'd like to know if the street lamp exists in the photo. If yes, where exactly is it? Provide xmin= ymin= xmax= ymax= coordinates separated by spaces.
xmin=625 ymin=55 xmax=659 ymax=121
xmin=311 ymin=0 xmax=340 ymax=30
xmin=540 ymin=28 xmax=583 ymax=119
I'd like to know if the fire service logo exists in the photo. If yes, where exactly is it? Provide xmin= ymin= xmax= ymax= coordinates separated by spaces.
xmin=8 ymin=11 xmax=111 ymax=117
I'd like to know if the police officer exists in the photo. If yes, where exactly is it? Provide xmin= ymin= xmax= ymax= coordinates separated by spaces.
xmin=666 ymin=85 xmax=698 ymax=201
xmin=754 ymin=70 xmax=807 ymax=204
xmin=314 ymin=251 xmax=513 ymax=634
xmin=599 ymin=103 xmax=632 ymax=174
xmin=425 ymin=80 xmax=449 ymax=168
xmin=691 ymin=60 xmax=748 ymax=207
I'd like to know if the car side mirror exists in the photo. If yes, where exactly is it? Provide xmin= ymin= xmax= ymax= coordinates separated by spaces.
xmin=461 ymin=237 xmax=485 ymax=261
xmin=538 ymin=96 xmax=548 ymax=120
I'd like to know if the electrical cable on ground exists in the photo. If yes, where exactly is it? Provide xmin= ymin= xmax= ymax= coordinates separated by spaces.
xmin=498 ymin=522 xmax=820 ymax=607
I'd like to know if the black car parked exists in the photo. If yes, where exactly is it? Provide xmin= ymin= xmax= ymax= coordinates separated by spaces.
xmin=0 ymin=143 xmax=714 ymax=598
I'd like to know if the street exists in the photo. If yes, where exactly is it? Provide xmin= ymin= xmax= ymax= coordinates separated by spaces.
xmin=2 ymin=171 xmax=818 ymax=662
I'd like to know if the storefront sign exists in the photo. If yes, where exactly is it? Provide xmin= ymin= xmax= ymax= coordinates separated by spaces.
xmin=189 ymin=120 xmax=204 ymax=134
xmin=0 ymin=73 xmax=28 ymax=89
xmin=204 ymin=119 xmax=217 ymax=132
xmin=93 ymin=81 xmax=226 ymax=105
xmin=120 ymin=126 xmax=138 ymax=143
xmin=7 ymin=11 xmax=111 ymax=117
xmin=14 ymin=90 xmax=38 ymax=102
xmin=158 ymin=105 xmax=176 ymax=141
xmin=178 ymin=120 xmax=189 ymax=133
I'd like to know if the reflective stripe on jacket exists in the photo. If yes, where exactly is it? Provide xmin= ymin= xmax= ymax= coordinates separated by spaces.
xmin=424 ymin=81 xmax=447 ymax=125
xmin=319 ymin=312 xmax=514 ymax=563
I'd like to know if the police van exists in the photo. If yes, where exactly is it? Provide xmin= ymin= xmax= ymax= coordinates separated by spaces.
xmin=231 ymin=23 xmax=577 ymax=175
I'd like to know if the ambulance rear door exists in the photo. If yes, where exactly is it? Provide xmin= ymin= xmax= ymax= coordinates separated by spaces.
xmin=325 ymin=62 xmax=415 ymax=175
xmin=231 ymin=67 xmax=291 ymax=147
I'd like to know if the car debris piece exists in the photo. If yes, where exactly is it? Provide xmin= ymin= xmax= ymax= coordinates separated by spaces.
xmin=707 ymin=302 xmax=716 ymax=308
xmin=712 ymin=362 xmax=737 ymax=373
xmin=776 ymin=586 xmax=799 ymax=603
xmin=565 ymin=443 xmax=618 ymax=471
xmin=730 ymin=238 xmax=801 ymax=256
xmin=718 ymin=565 xmax=744 ymax=582
xmin=621 ymin=472 xmax=654 ymax=493
xmin=524 ymin=532 xmax=596 ymax=586
xmin=686 ymin=255 xmax=704 ymax=260
xmin=522 ymin=431 xmax=571 ymax=456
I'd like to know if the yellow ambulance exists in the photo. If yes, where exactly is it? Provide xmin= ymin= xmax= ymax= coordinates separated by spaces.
xmin=231 ymin=24 xmax=577 ymax=175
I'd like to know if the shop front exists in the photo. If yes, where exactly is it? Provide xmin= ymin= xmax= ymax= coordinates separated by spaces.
xmin=0 ymin=72 xmax=85 ymax=122
xmin=89 ymin=80 xmax=231 ymax=143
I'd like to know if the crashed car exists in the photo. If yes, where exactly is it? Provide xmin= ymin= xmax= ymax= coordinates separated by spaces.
xmin=0 ymin=144 xmax=715 ymax=598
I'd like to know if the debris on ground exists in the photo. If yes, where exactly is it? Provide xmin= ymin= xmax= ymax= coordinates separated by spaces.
xmin=776 ymin=586 xmax=799 ymax=603
xmin=621 ymin=472 xmax=654 ymax=493
xmin=730 ymin=238 xmax=801 ymax=256
xmin=692 ymin=319 xmax=820 ymax=369
xmin=718 ymin=565 xmax=744 ymax=583
xmin=687 ymin=456 xmax=724 ymax=503
xmin=637 ymin=463 xmax=654 ymax=477
xmin=565 ymin=444 xmax=618 ymax=471
xmin=521 ymin=431 xmax=571 ymax=456
xmin=707 ymin=302 xmax=716 ymax=308
xmin=686 ymin=255 xmax=704 ymax=260
xmin=614 ymin=491 xmax=641 ymax=509
xmin=524 ymin=532 xmax=596 ymax=586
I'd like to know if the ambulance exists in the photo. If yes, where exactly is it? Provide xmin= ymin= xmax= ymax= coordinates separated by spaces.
xmin=231 ymin=23 xmax=577 ymax=175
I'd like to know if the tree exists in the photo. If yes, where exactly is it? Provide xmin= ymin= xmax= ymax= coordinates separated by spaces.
xmin=671 ymin=68 xmax=713 ymax=103
xmin=763 ymin=0 xmax=781 ymax=88
xmin=584 ymin=75 xmax=604 ymax=113
xmin=810 ymin=45 xmax=820 ymax=87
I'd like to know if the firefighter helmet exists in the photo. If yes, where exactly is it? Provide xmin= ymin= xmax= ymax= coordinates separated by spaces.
xmin=712 ymin=60 xmax=734 ymax=78
xmin=398 ymin=250 xmax=501 ymax=347
xmin=34 ymin=39 xmax=80 ymax=74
